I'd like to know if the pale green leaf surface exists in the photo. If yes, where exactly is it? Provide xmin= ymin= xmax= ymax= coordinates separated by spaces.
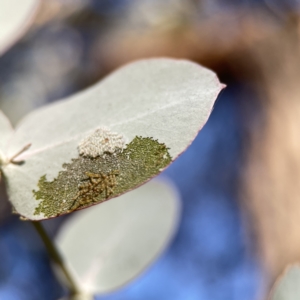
xmin=56 ymin=179 xmax=180 ymax=294
xmin=270 ymin=265 xmax=300 ymax=300
xmin=0 ymin=110 xmax=14 ymax=162
xmin=0 ymin=0 xmax=39 ymax=56
xmin=2 ymin=58 xmax=223 ymax=220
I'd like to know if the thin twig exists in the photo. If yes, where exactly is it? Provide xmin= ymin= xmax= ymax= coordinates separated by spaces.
xmin=32 ymin=221 xmax=81 ymax=296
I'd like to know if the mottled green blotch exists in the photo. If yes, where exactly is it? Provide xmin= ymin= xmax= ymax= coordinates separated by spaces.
xmin=33 ymin=137 xmax=172 ymax=218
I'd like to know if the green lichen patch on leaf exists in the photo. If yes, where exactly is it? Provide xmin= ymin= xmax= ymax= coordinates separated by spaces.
xmin=33 ymin=137 xmax=172 ymax=218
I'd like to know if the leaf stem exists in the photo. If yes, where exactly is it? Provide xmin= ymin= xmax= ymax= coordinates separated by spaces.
xmin=32 ymin=221 xmax=81 ymax=296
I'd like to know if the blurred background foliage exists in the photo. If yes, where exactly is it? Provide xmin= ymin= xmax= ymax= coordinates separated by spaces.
xmin=1 ymin=0 xmax=300 ymax=299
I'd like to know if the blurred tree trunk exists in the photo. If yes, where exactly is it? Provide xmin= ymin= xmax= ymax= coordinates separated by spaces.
xmin=241 ymin=17 xmax=300 ymax=297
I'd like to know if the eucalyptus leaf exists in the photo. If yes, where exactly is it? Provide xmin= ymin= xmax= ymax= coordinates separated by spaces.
xmin=0 ymin=110 xmax=13 ymax=163
xmin=270 ymin=265 xmax=300 ymax=300
xmin=0 ymin=0 xmax=39 ymax=55
xmin=0 ymin=58 xmax=224 ymax=220
xmin=58 ymin=294 xmax=94 ymax=300
xmin=56 ymin=178 xmax=180 ymax=294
